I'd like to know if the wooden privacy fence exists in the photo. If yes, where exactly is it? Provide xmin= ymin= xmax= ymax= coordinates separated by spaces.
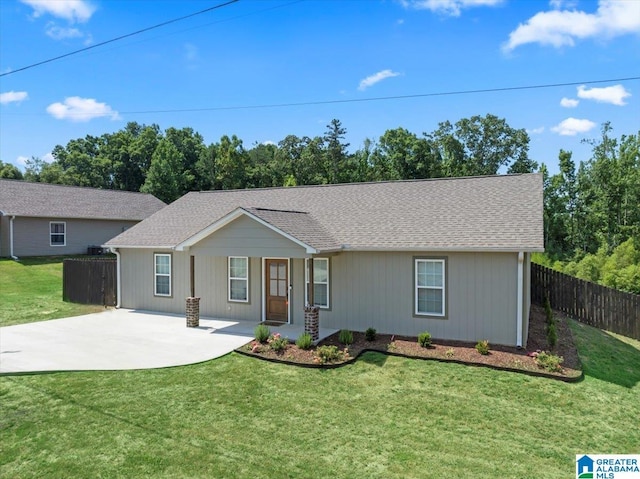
xmin=63 ymin=257 xmax=117 ymax=306
xmin=531 ymin=263 xmax=640 ymax=340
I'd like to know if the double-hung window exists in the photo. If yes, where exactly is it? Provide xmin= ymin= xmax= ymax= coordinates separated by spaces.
xmin=228 ymin=256 xmax=249 ymax=302
xmin=415 ymin=259 xmax=445 ymax=317
xmin=154 ymin=253 xmax=171 ymax=297
xmin=305 ymin=258 xmax=329 ymax=308
xmin=50 ymin=222 xmax=66 ymax=246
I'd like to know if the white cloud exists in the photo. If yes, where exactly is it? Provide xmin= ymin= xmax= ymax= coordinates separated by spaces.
xmin=503 ymin=0 xmax=640 ymax=51
xmin=262 ymin=140 xmax=276 ymax=146
xmin=46 ymin=24 xmax=83 ymax=40
xmin=46 ymin=97 xmax=120 ymax=122
xmin=577 ymin=84 xmax=631 ymax=106
xmin=16 ymin=156 xmax=29 ymax=166
xmin=0 ymin=91 xmax=29 ymax=105
xmin=527 ymin=126 xmax=545 ymax=135
xmin=551 ymin=117 xmax=597 ymax=136
xmin=21 ymin=0 xmax=95 ymax=23
xmin=549 ymin=0 xmax=577 ymax=9
xmin=560 ymin=97 xmax=579 ymax=108
xmin=400 ymin=0 xmax=503 ymax=16
xmin=358 ymin=69 xmax=401 ymax=91
xmin=42 ymin=152 xmax=55 ymax=163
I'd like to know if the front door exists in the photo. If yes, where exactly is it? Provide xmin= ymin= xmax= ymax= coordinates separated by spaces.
xmin=265 ymin=259 xmax=288 ymax=322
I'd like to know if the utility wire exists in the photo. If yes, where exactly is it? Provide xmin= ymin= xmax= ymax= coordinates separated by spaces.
xmin=0 ymin=0 xmax=240 ymax=77
xmin=120 ymin=76 xmax=640 ymax=115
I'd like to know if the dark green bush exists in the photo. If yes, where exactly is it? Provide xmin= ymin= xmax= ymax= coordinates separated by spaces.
xmin=365 ymin=327 xmax=377 ymax=341
xmin=338 ymin=329 xmax=353 ymax=345
xmin=295 ymin=332 xmax=313 ymax=350
xmin=546 ymin=320 xmax=558 ymax=349
xmin=544 ymin=296 xmax=553 ymax=325
xmin=418 ymin=331 xmax=432 ymax=348
xmin=475 ymin=340 xmax=490 ymax=355
xmin=254 ymin=324 xmax=270 ymax=343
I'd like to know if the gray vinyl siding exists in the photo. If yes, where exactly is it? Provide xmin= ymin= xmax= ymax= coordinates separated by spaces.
xmin=190 ymin=215 xmax=309 ymax=259
xmin=10 ymin=217 xmax=138 ymax=257
xmin=0 ymin=215 xmax=9 ymax=257
xmin=118 ymin=248 xmax=522 ymax=346
xmin=317 ymin=251 xmax=520 ymax=346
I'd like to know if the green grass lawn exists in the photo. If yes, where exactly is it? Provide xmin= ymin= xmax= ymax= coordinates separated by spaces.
xmin=0 ymin=257 xmax=103 ymax=327
xmin=1 ymin=319 xmax=639 ymax=478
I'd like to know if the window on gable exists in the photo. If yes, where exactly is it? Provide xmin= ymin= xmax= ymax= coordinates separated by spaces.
xmin=50 ymin=222 xmax=66 ymax=246
xmin=228 ymin=256 xmax=249 ymax=302
xmin=154 ymin=253 xmax=171 ymax=297
xmin=415 ymin=258 xmax=445 ymax=317
xmin=305 ymin=258 xmax=329 ymax=308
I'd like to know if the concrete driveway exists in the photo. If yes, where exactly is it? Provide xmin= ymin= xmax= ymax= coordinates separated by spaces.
xmin=0 ymin=309 xmax=258 ymax=374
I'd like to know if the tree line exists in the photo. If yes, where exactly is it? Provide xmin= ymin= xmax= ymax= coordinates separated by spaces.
xmin=1 ymin=114 xmax=535 ymax=203
xmin=1 ymin=115 xmax=637 ymax=293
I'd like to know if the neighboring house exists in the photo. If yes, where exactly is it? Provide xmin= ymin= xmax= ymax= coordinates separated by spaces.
xmin=0 ymin=179 xmax=166 ymax=258
xmin=105 ymin=174 xmax=544 ymax=347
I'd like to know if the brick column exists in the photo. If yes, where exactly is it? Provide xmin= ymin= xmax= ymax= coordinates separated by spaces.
xmin=304 ymin=305 xmax=320 ymax=341
xmin=186 ymin=297 xmax=200 ymax=327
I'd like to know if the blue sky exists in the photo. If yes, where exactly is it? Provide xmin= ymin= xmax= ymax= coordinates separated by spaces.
xmin=1 ymin=0 xmax=639 ymax=175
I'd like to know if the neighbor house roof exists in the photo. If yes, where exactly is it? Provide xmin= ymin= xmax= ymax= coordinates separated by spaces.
xmin=105 ymin=173 xmax=544 ymax=253
xmin=0 ymin=179 xmax=166 ymax=221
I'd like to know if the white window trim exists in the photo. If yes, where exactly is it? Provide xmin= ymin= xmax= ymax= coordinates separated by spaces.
xmin=154 ymin=253 xmax=171 ymax=297
xmin=228 ymin=256 xmax=249 ymax=303
xmin=49 ymin=221 xmax=66 ymax=247
xmin=415 ymin=258 xmax=445 ymax=317
xmin=305 ymin=258 xmax=330 ymax=309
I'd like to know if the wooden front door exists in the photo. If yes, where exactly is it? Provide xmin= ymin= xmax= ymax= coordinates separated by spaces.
xmin=265 ymin=259 xmax=288 ymax=322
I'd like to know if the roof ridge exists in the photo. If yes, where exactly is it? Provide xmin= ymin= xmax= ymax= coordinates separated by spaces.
xmin=194 ymin=173 xmax=538 ymax=195
xmin=249 ymin=207 xmax=308 ymax=214
xmin=0 ymin=179 xmax=159 ymax=197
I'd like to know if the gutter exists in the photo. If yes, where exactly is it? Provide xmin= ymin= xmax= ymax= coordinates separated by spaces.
xmin=516 ymin=252 xmax=524 ymax=348
xmin=9 ymin=216 xmax=18 ymax=260
xmin=110 ymin=247 xmax=122 ymax=308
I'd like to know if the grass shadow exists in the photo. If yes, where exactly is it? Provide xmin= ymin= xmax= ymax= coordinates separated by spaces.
xmin=569 ymin=319 xmax=640 ymax=389
xmin=359 ymin=351 xmax=388 ymax=367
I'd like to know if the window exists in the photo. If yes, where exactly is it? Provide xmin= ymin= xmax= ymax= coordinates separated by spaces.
xmin=50 ymin=222 xmax=66 ymax=246
xmin=228 ymin=256 xmax=249 ymax=302
xmin=305 ymin=258 xmax=329 ymax=308
xmin=154 ymin=254 xmax=171 ymax=297
xmin=415 ymin=259 xmax=445 ymax=316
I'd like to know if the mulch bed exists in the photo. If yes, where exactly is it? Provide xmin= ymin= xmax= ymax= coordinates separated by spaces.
xmin=235 ymin=305 xmax=583 ymax=381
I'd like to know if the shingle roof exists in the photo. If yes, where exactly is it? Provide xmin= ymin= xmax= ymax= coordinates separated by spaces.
xmin=105 ymin=174 xmax=544 ymax=252
xmin=243 ymin=207 xmax=342 ymax=252
xmin=0 ymin=179 xmax=166 ymax=221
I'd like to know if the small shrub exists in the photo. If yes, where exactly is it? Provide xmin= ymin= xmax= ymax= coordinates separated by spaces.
xmin=444 ymin=348 xmax=455 ymax=358
xmin=268 ymin=333 xmax=288 ymax=353
xmin=417 ymin=331 xmax=432 ymax=348
xmin=475 ymin=340 xmax=490 ymax=355
xmin=544 ymin=296 xmax=553 ymax=325
xmin=254 ymin=324 xmax=270 ymax=343
xmin=338 ymin=329 xmax=353 ymax=345
xmin=295 ymin=332 xmax=313 ymax=350
xmin=247 ymin=340 xmax=262 ymax=353
xmin=314 ymin=345 xmax=345 ymax=364
xmin=546 ymin=320 xmax=558 ymax=349
xmin=534 ymin=351 xmax=564 ymax=372
xmin=365 ymin=327 xmax=377 ymax=341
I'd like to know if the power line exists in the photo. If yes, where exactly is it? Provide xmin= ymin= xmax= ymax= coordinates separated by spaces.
xmin=120 ymin=76 xmax=640 ymax=115
xmin=0 ymin=0 xmax=240 ymax=78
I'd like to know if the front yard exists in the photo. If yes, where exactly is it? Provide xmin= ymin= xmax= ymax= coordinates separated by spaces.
xmin=2 ymin=319 xmax=639 ymax=478
xmin=2 ymin=257 xmax=639 ymax=478
xmin=0 ymin=257 xmax=102 ymax=327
